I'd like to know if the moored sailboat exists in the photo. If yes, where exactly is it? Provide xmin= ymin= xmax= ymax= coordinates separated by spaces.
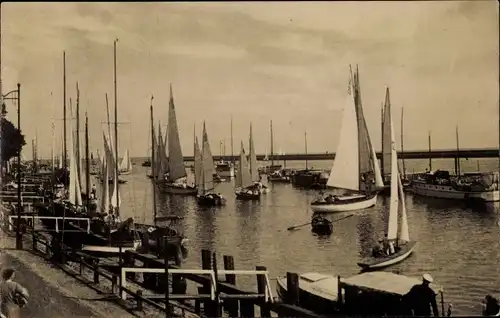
xmin=311 ymin=66 xmax=383 ymax=213
xmin=196 ymin=122 xmax=226 ymax=206
xmin=156 ymin=85 xmax=197 ymax=195
xmin=358 ymin=109 xmax=415 ymax=270
xmin=118 ymin=148 xmax=132 ymax=175
xmin=249 ymin=123 xmax=269 ymax=194
xmin=235 ymin=142 xmax=260 ymax=200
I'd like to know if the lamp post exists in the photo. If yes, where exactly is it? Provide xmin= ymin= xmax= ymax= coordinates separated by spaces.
xmin=2 ymin=83 xmax=22 ymax=249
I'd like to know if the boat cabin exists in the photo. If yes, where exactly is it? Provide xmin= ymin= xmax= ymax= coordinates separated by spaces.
xmin=338 ymin=272 xmax=446 ymax=317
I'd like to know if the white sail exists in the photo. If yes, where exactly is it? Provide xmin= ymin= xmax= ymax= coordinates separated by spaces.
xmin=371 ymin=143 xmax=385 ymax=188
xmin=398 ymin=174 xmax=410 ymax=242
xmin=119 ymin=148 xmax=132 ymax=172
xmin=201 ymin=123 xmax=215 ymax=194
xmin=68 ymin=114 xmax=82 ymax=206
xmin=167 ymin=85 xmax=188 ymax=182
xmin=386 ymin=109 xmax=399 ymax=241
xmin=100 ymin=133 xmax=110 ymax=214
xmin=194 ymin=137 xmax=203 ymax=191
xmin=249 ymin=124 xmax=259 ymax=182
xmin=103 ymin=131 xmax=120 ymax=209
xmin=326 ymin=88 xmax=359 ymax=190
xmin=202 ymin=123 xmax=216 ymax=177
xmin=237 ymin=142 xmax=253 ymax=189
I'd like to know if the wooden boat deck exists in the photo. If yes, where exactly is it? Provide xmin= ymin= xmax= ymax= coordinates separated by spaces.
xmin=340 ymin=272 xmax=442 ymax=296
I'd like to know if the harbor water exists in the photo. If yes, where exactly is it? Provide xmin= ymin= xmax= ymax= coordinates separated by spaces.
xmin=114 ymin=158 xmax=500 ymax=316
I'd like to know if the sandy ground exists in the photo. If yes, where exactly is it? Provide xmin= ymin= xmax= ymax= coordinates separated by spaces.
xmin=0 ymin=228 xmax=143 ymax=318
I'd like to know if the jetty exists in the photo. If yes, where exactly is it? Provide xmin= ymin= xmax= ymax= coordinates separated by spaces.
xmin=177 ymin=147 xmax=500 ymax=162
xmin=0 ymin=201 xmax=329 ymax=318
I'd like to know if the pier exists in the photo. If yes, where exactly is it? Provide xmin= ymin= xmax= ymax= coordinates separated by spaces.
xmin=0 ymin=205 xmax=328 ymax=318
xmin=180 ymin=147 xmax=500 ymax=162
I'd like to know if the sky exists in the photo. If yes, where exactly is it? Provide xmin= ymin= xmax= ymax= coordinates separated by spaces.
xmin=1 ymin=1 xmax=498 ymax=159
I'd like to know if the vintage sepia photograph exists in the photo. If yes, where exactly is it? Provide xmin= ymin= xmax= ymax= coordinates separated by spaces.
xmin=0 ymin=1 xmax=499 ymax=317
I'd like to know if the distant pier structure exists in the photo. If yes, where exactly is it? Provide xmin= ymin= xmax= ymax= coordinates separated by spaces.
xmin=185 ymin=147 xmax=500 ymax=162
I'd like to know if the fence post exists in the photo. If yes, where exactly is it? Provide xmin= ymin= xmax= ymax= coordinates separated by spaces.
xmin=93 ymin=259 xmax=100 ymax=284
xmin=136 ymin=290 xmax=143 ymax=311
xmin=223 ymin=255 xmax=238 ymax=317
xmin=256 ymin=266 xmax=271 ymax=317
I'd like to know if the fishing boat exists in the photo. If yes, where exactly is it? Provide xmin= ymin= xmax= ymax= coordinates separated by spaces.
xmin=235 ymin=142 xmax=260 ymax=200
xmin=195 ymin=123 xmax=226 ymax=207
xmin=118 ymin=148 xmax=133 ymax=175
xmin=249 ymin=124 xmax=269 ymax=194
xmin=157 ymin=85 xmax=197 ymax=195
xmin=358 ymin=110 xmax=415 ymax=270
xmin=311 ymin=66 xmax=384 ymax=213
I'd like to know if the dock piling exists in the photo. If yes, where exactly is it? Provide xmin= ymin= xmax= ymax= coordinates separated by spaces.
xmin=286 ymin=272 xmax=299 ymax=305
xmin=223 ymin=255 xmax=239 ymax=317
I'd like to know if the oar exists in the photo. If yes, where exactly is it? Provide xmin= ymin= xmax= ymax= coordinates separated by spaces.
xmin=332 ymin=214 xmax=354 ymax=223
xmin=287 ymin=221 xmax=311 ymax=231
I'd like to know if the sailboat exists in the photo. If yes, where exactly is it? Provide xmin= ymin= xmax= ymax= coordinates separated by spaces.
xmin=260 ymin=120 xmax=282 ymax=175
xmin=118 ymin=148 xmax=133 ymax=175
xmin=311 ymin=66 xmax=384 ymax=213
xmin=357 ymin=108 xmax=415 ymax=270
xmin=201 ymin=121 xmax=223 ymax=183
xmin=196 ymin=122 xmax=226 ymax=206
xmin=249 ymin=123 xmax=269 ymax=194
xmin=379 ymin=88 xmax=410 ymax=196
xmin=157 ymin=85 xmax=197 ymax=195
xmin=235 ymin=142 xmax=260 ymax=200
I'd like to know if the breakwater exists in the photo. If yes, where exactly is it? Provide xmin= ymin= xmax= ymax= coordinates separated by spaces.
xmin=180 ymin=147 xmax=500 ymax=162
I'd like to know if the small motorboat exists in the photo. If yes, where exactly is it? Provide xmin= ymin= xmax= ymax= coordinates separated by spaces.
xmin=311 ymin=214 xmax=333 ymax=235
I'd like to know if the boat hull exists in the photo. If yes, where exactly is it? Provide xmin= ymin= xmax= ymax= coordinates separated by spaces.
xmin=358 ymin=241 xmax=416 ymax=270
xmin=157 ymin=182 xmax=198 ymax=195
xmin=311 ymin=216 xmax=333 ymax=235
xmin=119 ymin=170 xmax=132 ymax=175
xmin=276 ymin=273 xmax=340 ymax=315
xmin=196 ymin=194 xmax=226 ymax=207
xmin=311 ymin=194 xmax=377 ymax=213
xmin=81 ymin=240 xmax=141 ymax=258
xmin=235 ymin=189 xmax=260 ymax=200
xmin=411 ymin=181 xmax=500 ymax=202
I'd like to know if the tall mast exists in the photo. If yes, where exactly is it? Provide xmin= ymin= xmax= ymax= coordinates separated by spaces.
xmin=63 ymin=51 xmax=67 ymax=173
xmin=113 ymin=38 xmax=119 ymax=217
xmin=455 ymin=125 xmax=461 ymax=176
xmin=270 ymin=120 xmax=274 ymax=167
xmin=85 ymin=113 xmax=90 ymax=211
xmin=230 ymin=116 xmax=234 ymax=164
xmin=400 ymin=106 xmax=406 ymax=178
xmin=304 ymin=131 xmax=308 ymax=170
xmin=150 ymin=96 xmax=157 ymax=225
xmin=428 ymin=131 xmax=432 ymax=171
xmin=380 ymin=103 xmax=384 ymax=176
xmin=76 ymin=82 xmax=81 ymax=189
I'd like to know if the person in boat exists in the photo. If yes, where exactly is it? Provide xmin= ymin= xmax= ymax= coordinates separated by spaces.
xmin=382 ymin=234 xmax=390 ymax=255
xmin=388 ymin=240 xmax=396 ymax=255
xmin=404 ymin=273 xmax=439 ymax=317
xmin=372 ymin=240 xmax=384 ymax=257
xmin=91 ymin=184 xmax=97 ymax=198
xmin=483 ymin=295 xmax=500 ymax=316
xmin=325 ymin=194 xmax=336 ymax=203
